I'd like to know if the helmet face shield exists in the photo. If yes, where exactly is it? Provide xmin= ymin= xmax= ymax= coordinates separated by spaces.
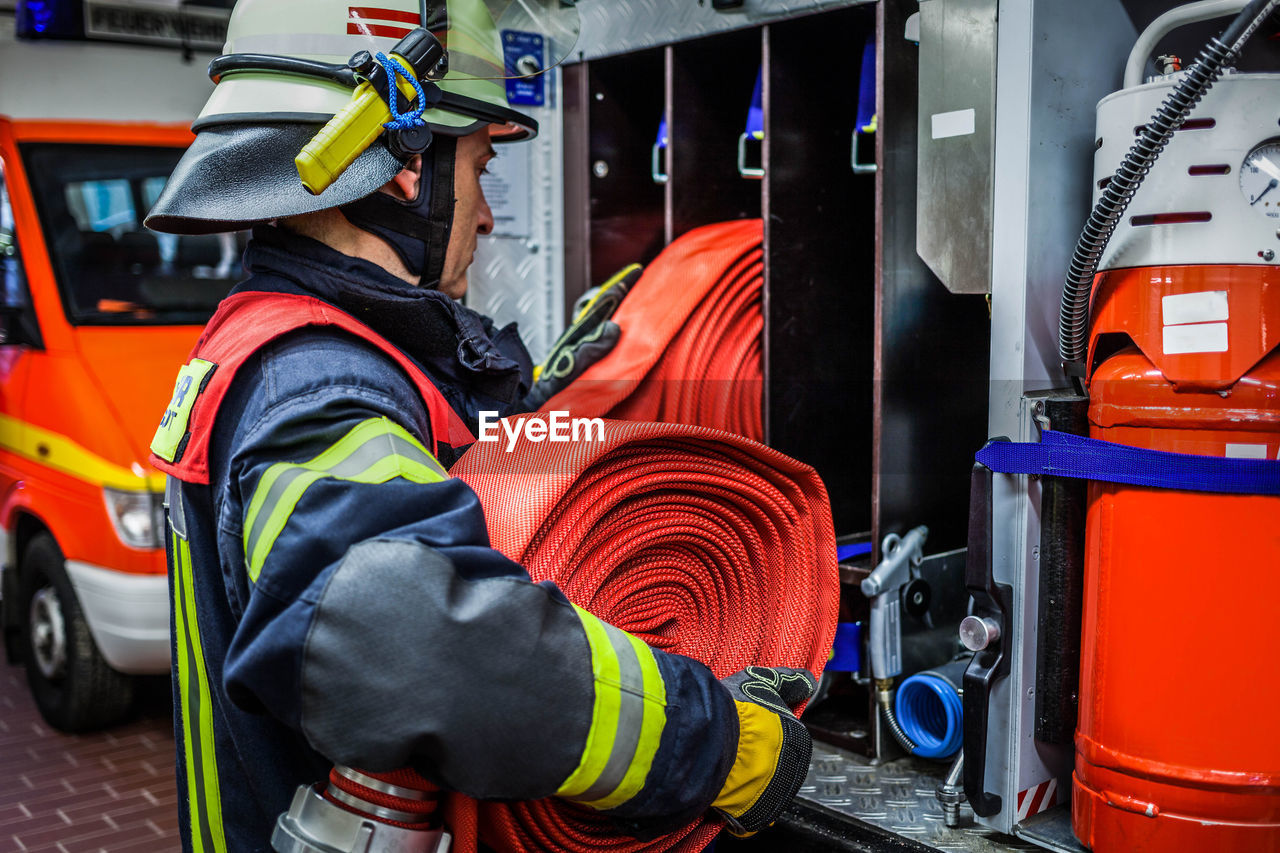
xmin=421 ymin=0 xmax=580 ymax=80
xmin=146 ymin=0 xmax=577 ymax=235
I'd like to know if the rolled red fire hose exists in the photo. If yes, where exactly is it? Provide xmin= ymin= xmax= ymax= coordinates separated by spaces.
xmin=338 ymin=221 xmax=829 ymax=851
xmin=442 ymin=416 xmax=839 ymax=853
xmin=544 ymin=219 xmax=764 ymax=440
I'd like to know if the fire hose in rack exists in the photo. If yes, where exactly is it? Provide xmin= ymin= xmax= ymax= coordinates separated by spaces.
xmin=543 ymin=219 xmax=765 ymax=440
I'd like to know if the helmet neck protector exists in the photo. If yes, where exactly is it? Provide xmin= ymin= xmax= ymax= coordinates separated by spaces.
xmin=338 ymin=135 xmax=458 ymax=288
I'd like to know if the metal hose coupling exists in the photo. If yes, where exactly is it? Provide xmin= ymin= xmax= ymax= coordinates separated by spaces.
xmin=936 ymin=753 xmax=966 ymax=828
xmin=875 ymin=678 xmax=918 ymax=755
xmin=272 ymin=766 xmax=451 ymax=853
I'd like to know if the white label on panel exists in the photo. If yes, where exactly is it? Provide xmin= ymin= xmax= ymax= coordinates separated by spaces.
xmin=480 ymin=145 xmax=531 ymax=240
xmin=931 ymin=108 xmax=976 ymax=140
xmin=1163 ymin=322 xmax=1229 ymax=354
xmin=1225 ymin=443 xmax=1268 ymax=459
xmin=1162 ymin=291 xmax=1229 ymax=326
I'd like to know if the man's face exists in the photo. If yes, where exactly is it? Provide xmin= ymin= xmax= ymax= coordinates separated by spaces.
xmin=440 ymin=128 xmax=497 ymax=299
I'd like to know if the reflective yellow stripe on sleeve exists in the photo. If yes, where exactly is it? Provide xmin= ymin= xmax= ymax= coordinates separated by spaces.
xmin=171 ymin=528 xmax=227 ymax=853
xmin=242 ymin=417 xmax=448 ymax=583
xmin=557 ymin=606 xmax=668 ymax=811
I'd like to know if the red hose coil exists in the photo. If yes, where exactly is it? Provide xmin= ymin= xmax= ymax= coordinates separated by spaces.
xmin=446 ymin=417 xmax=839 ymax=852
xmin=544 ymin=219 xmax=765 ymax=440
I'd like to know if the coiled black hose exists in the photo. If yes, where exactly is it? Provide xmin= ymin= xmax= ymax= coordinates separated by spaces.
xmin=1059 ymin=0 xmax=1280 ymax=375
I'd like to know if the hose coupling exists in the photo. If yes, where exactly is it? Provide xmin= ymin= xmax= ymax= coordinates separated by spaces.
xmin=936 ymin=753 xmax=966 ymax=828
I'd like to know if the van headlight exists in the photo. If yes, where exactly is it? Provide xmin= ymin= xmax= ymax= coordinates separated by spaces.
xmin=103 ymin=488 xmax=165 ymax=549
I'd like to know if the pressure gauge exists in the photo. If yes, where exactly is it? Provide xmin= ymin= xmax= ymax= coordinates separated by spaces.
xmin=1240 ymin=141 xmax=1280 ymax=218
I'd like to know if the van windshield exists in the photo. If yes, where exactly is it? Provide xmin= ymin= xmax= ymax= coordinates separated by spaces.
xmin=21 ymin=144 xmax=245 ymax=326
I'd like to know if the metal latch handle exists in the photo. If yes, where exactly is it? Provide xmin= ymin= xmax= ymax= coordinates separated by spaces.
xmin=737 ymin=132 xmax=764 ymax=179
xmin=851 ymin=127 xmax=876 ymax=175
xmin=963 ymin=455 xmax=1013 ymax=819
xmin=651 ymin=143 xmax=669 ymax=185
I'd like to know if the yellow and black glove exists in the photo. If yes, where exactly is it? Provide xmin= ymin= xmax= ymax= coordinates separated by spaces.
xmin=713 ymin=666 xmax=816 ymax=836
xmin=521 ymin=264 xmax=642 ymax=411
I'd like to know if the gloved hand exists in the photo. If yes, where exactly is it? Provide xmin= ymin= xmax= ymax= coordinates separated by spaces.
xmin=712 ymin=666 xmax=816 ymax=836
xmin=521 ymin=264 xmax=642 ymax=411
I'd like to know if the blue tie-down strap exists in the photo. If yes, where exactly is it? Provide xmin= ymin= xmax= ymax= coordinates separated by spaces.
xmin=976 ymin=430 xmax=1280 ymax=495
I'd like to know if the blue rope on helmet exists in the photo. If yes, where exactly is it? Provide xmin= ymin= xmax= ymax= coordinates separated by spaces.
xmin=375 ymin=51 xmax=429 ymax=131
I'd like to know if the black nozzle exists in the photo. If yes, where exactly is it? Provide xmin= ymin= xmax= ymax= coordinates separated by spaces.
xmin=392 ymin=28 xmax=446 ymax=74
xmin=348 ymin=50 xmax=376 ymax=76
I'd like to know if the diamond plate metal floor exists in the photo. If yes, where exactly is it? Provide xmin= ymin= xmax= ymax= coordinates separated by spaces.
xmin=798 ymin=743 xmax=1045 ymax=853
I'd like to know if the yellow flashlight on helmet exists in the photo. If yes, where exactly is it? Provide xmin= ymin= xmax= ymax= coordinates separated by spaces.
xmin=295 ymin=29 xmax=445 ymax=196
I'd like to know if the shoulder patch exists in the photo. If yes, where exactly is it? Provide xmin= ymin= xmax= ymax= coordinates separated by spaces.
xmin=151 ymin=359 xmax=218 ymax=464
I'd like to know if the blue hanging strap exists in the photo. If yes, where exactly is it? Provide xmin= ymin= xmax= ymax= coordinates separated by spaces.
xmin=855 ymin=32 xmax=877 ymax=134
xmin=745 ymin=67 xmax=764 ymax=140
xmin=375 ymin=52 xmax=429 ymax=131
xmin=652 ymin=114 xmax=671 ymax=184
xmin=976 ymin=430 xmax=1280 ymax=495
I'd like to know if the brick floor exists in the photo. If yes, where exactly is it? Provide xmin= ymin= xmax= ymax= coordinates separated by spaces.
xmin=0 ymin=664 xmax=179 ymax=853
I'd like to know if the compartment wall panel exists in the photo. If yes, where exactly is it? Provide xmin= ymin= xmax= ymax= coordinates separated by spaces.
xmin=563 ymin=62 xmax=592 ymax=320
xmin=874 ymin=0 xmax=991 ymax=554
xmin=583 ymin=49 xmax=667 ymax=292
xmin=668 ymin=29 xmax=762 ymax=237
xmin=764 ymin=7 xmax=876 ymax=535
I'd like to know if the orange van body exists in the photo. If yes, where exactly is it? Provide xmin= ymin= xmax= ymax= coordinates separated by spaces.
xmin=1 ymin=125 xmax=199 ymax=551
xmin=0 ymin=25 xmax=226 ymax=730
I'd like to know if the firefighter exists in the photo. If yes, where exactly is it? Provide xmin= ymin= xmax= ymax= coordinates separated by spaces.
xmin=144 ymin=1 xmax=815 ymax=850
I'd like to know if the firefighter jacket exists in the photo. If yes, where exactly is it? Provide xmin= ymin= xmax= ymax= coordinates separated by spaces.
xmin=150 ymin=226 xmax=739 ymax=853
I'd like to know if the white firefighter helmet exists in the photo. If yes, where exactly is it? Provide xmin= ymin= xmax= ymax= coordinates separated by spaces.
xmin=146 ymin=0 xmax=577 ymax=235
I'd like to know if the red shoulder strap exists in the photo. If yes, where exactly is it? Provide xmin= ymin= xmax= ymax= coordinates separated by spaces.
xmin=151 ymin=291 xmax=475 ymax=484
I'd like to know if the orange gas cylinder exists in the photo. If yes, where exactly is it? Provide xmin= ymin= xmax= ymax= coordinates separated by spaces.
xmin=1073 ymin=265 xmax=1280 ymax=852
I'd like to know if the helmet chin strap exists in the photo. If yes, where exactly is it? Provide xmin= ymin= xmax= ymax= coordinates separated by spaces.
xmin=339 ymin=135 xmax=457 ymax=288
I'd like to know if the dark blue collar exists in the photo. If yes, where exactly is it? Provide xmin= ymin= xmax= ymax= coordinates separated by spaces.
xmin=236 ymin=225 xmax=532 ymax=411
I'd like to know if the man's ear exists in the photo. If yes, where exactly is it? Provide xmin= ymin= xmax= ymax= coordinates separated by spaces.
xmin=385 ymin=155 xmax=423 ymax=202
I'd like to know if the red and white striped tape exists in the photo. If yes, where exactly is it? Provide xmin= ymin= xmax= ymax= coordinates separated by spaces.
xmin=348 ymin=6 xmax=417 ymax=39
xmin=1015 ymin=777 xmax=1059 ymax=822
